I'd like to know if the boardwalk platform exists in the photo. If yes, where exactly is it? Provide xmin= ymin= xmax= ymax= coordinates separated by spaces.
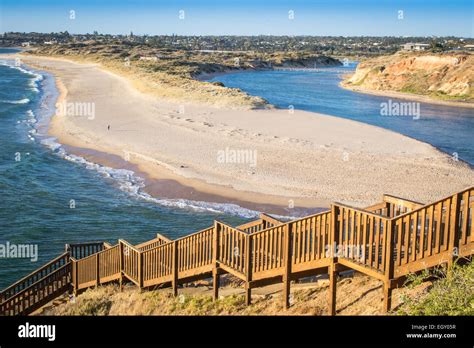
xmin=1 ymin=187 xmax=473 ymax=316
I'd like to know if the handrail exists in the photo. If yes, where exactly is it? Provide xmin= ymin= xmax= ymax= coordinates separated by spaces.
xmin=0 ymin=251 xmax=69 ymax=302
xmin=260 ymin=213 xmax=283 ymax=226
xmin=156 ymin=233 xmax=172 ymax=243
xmin=364 ymin=202 xmax=388 ymax=212
xmin=333 ymin=202 xmax=391 ymax=219
xmin=393 ymin=186 xmax=473 ymax=221
xmin=383 ymin=194 xmax=424 ymax=210
xmin=175 ymin=225 xmax=216 ymax=241
xmin=236 ymin=219 xmax=263 ymax=232
xmin=0 ymin=262 xmax=71 ymax=316
xmin=103 ymin=242 xmax=113 ymax=249
xmin=66 ymin=241 xmax=105 ymax=260
xmin=118 ymin=239 xmax=141 ymax=253
xmin=249 ymin=209 xmax=331 ymax=237
xmin=135 ymin=235 xmax=170 ymax=252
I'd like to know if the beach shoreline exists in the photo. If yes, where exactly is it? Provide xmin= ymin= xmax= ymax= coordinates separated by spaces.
xmin=5 ymin=53 xmax=473 ymax=215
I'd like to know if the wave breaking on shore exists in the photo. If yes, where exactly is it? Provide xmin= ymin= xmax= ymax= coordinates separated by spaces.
xmin=5 ymin=61 xmax=265 ymax=219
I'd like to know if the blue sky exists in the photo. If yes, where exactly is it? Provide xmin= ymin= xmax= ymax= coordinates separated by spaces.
xmin=1 ymin=0 xmax=473 ymax=37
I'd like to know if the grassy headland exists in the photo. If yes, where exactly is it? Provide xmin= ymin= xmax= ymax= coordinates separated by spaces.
xmin=24 ymin=42 xmax=341 ymax=110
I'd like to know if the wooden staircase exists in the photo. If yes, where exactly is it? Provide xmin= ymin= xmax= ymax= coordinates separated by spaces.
xmin=1 ymin=187 xmax=473 ymax=316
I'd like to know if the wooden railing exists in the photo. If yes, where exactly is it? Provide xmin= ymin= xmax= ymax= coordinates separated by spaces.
xmin=1 ymin=186 xmax=473 ymax=316
xmin=237 ymin=213 xmax=282 ymax=234
xmin=0 ymin=263 xmax=71 ymax=316
xmin=0 ymin=252 xmax=69 ymax=303
xmin=66 ymin=242 xmax=106 ymax=260
xmin=250 ymin=224 xmax=285 ymax=280
xmin=334 ymin=204 xmax=390 ymax=276
xmin=391 ymin=187 xmax=473 ymax=278
xmin=120 ymin=240 xmax=142 ymax=286
xmin=136 ymin=233 xmax=172 ymax=252
xmin=290 ymin=211 xmax=331 ymax=270
xmin=142 ymin=242 xmax=174 ymax=287
xmin=365 ymin=194 xmax=424 ymax=218
xmin=177 ymin=227 xmax=214 ymax=277
xmin=218 ymin=222 xmax=248 ymax=275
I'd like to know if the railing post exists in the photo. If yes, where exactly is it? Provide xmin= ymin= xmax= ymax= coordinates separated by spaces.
xmin=245 ymin=234 xmax=252 ymax=305
xmin=138 ymin=250 xmax=144 ymax=289
xmin=283 ymin=223 xmax=292 ymax=309
xmin=212 ymin=221 xmax=221 ymax=301
xmin=328 ymin=204 xmax=339 ymax=316
xmin=172 ymin=241 xmax=178 ymax=296
xmin=119 ymin=241 xmax=124 ymax=291
xmin=383 ymin=219 xmax=395 ymax=313
xmin=72 ymin=259 xmax=78 ymax=296
xmin=448 ymin=192 xmax=462 ymax=267
xmin=96 ymin=253 xmax=100 ymax=287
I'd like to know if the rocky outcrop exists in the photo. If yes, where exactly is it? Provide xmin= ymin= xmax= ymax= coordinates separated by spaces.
xmin=342 ymin=53 xmax=474 ymax=102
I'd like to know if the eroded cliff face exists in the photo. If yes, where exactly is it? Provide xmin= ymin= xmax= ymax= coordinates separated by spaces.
xmin=343 ymin=53 xmax=474 ymax=102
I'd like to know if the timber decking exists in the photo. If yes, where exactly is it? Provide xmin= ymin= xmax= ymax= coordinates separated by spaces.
xmin=1 ymin=187 xmax=473 ymax=316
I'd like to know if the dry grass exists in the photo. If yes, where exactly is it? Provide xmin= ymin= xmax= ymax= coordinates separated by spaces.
xmin=41 ymin=272 xmax=436 ymax=316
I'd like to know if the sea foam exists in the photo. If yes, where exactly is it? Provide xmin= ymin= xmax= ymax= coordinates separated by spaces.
xmin=39 ymin=136 xmax=268 ymax=218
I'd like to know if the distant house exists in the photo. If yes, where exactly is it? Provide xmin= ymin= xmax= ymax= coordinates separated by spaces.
xmin=463 ymin=44 xmax=474 ymax=51
xmin=401 ymin=43 xmax=431 ymax=51
xmin=21 ymin=42 xmax=30 ymax=47
xmin=43 ymin=41 xmax=57 ymax=45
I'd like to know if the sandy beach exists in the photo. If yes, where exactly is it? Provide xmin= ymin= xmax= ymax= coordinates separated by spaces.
xmin=6 ymin=54 xmax=474 ymax=212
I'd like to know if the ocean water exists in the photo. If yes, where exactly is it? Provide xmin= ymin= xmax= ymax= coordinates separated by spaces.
xmin=210 ymin=64 xmax=474 ymax=165
xmin=0 ymin=53 xmax=250 ymax=288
